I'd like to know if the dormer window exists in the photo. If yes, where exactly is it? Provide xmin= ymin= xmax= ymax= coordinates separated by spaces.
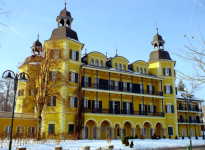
xmin=100 ymin=60 xmax=103 ymax=67
xmin=136 ymin=67 xmax=139 ymax=73
xmin=90 ymin=59 xmax=94 ymax=66
xmin=144 ymin=68 xmax=146 ymax=74
xmin=119 ymin=64 xmax=122 ymax=71
xmin=95 ymin=60 xmax=99 ymax=67
xmin=123 ymin=65 xmax=126 ymax=71
xmin=114 ymin=63 xmax=117 ymax=70
xmin=140 ymin=67 xmax=143 ymax=74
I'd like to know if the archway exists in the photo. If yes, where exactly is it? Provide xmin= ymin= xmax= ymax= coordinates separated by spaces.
xmin=155 ymin=122 xmax=163 ymax=137
xmin=124 ymin=121 xmax=132 ymax=136
xmin=143 ymin=122 xmax=152 ymax=139
xmin=136 ymin=124 xmax=141 ymax=138
xmin=85 ymin=119 xmax=97 ymax=140
xmin=114 ymin=123 xmax=121 ymax=139
xmin=100 ymin=120 xmax=112 ymax=139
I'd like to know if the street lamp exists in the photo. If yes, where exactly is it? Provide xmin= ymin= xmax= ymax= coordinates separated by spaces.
xmin=2 ymin=70 xmax=29 ymax=150
xmin=181 ymin=88 xmax=192 ymax=150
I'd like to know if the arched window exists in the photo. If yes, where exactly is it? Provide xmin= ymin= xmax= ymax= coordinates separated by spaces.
xmin=119 ymin=64 xmax=122 ymax=71
xmin=140 ymin=67 xmax=143 ymax=74
xmin=85 ymin=126 xmax=89 ymax=139
xmin=136 ymin=67 xmax=139 ymax=73
xmin=182 ymin=129 xmax=186 ymax=137
xmin=17 ymin=126 xmax=24 ymax=137
xmin=28 ymin=126 xmax=35 ymax=138
xmin=95 ymin=60 xmax=99 ymax=66
xmin=100 ymin=60 xmax=103 ymax=67
xmin=190 ymin=129 xmax=194 ymax=137
xmin=93 ymin=126 xmax=97 ymax=140
xmin=144 ymin=68 xmax=146 ymax=74
xmin=114 ymin=63 xmax=117 ymax=70
xmin=90 ymin=59 xmax=94 ymax=66
xmin=4 ymin=126 xmax=11 ymax=137
xmin=123 ymin=65 xmax=126 ymax=71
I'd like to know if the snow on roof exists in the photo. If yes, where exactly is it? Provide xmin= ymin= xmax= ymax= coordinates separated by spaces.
xmin=177 ymin=91 xmax=202 ymax=101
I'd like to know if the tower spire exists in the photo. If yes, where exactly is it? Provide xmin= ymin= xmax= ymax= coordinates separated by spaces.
xmin=85 ymin=48 xmax=87 ymax=54
xmin=156 ymin=20 xmax=158 ymax=34
xmin=115 ymin=44 xmax=118 ymax=57
xmin=37 ymin=28 xmax=39 ymax=41
xmin=65 ymin=0 xmax=67 ymax=9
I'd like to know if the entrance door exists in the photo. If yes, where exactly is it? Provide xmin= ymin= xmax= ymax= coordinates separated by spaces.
xmin=93 ymin=126 xmax=97 ymax=139
xmin=117 ymin=128 xmax=120 ymax=139
xmin=143 ymin=127 xmax=147 ymax=139
xmin=85 ymin=126 xmax=89 ymax=139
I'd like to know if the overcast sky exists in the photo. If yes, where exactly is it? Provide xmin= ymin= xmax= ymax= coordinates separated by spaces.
xmin=0 ymin=0 xmax=205 ymax=101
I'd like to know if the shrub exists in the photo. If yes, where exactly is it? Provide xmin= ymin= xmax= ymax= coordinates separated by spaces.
xmin=125 ymin=136 xmax=129 ymax=140
xmin=135 ymin=134 xmax=138 ymax=139
xmin=129 ymin=135 xmax=134 ymax=139
xmin=151 ymin=133 xmax=158 ymax=139
xmin=195 ymin=135 xmax=198 ymax=140
xmin=163 ymin=136 xmax=166 ymax=139
xmin=169 ymin=135 xmax=171 ymax=139
xmin=158 ymin=135 xmax=161 ymax=139
xmin=175 ymin=135 xmax=178 ymax=139
xmin=121 ymin=136 xmax=126 ymax=144
xmin=125 ymin=140 xmax=129 ymax=146
xmin=182 ymin=136 xmax=184 ymax=139
xmin=130 ymin=140 xmax=134 ymax=148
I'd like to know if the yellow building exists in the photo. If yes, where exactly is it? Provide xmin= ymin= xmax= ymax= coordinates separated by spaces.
xmin=176 ymin=90 xmax=203 ymax=137
xmin=1 ymin=4 xmax=202 ymax=140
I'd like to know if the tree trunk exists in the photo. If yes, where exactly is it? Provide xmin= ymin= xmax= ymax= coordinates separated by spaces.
xmin=37 ymin=112 xmax=42 ymax=140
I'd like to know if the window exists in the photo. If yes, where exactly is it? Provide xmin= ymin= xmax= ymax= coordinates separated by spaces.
xmin=84 ymin=100 xmax=88 ymax=108
xmin=148 ymin=85 xmax=153 ymax=94
xmin=141 ymin=104 xmax=144 ymax=111
xmin=28 ymin=126 xmax=35 ymax=138
xmin=85 ymin=126 xmax=89 ymax=139
xmin=150 ymin=105 xmax=154 ymax=113
xmin=123 ymin=65 xmax=126 ymax=71
xmin=164 ymin=68 xmax=171 ymax=76
xmin=70 ymin=72 xmax=78 ymax=83
xmin=47 ymin=96 xmax=56 ymax=107
xmin=100 ymin=60 xmax=103 ymax=67
xmin=166 ymin=105 xmax=174 ymax=113
xmin=18 ymin=89 xmax=24 ymax=96
xmin=94 ymin=78 xmax=99 ymax=89
xmin=126 ymin=102 xmax=130 ymax=114
xmin=140 ymin=84 xmax=143 ymax=93
xmin=114 ymin=81 xmax=118 ymax=90
xmin=144 ymin=68 xmax=146 ymax=74
xmin=165 ymin=85 xmax=173 ymax=94
xmin=48 ymin=124 xmax=55 ymax=135
xmin=136 ymin=67 xmax=139 ymax=73
xmin=94 ymin=101 xmax=99 ymax=109
xmin=4 ymin=126 xmax=11 ymax=137
xmin=117 ymin=128 xmax=120 ymax=137
xmin=119 ymin=64 xmax=122 ymax=70
xmin=123 ymin=82 xmax=127 ymax=91
xmin=49 ymin=71 xmax=58 ymax=81
xmin=69 ymin=97 xmax=77 ymax=107
xmin=68 ymin=124 xmax=74 ymax=133
xmin=114 ymin=63 xmax=117 ymax=70
xmin=51 ymin=49 xmax=59 ymax=59
xmin=70 ymin=49 xmax=79 ymax=61
xmin=140 ymin=67 xmax=143 ymax=74
xmin=90 ymin=59 xmax=94 ymax=66
xmin=190 ymin=129 xmax=194 ymax=136
xmin=84 ymin=77 xmax=89 ymax=87
xmin=95 ymin=60 xmax=99 ymax=66
xmin=182 ymin=129 xmax=186 ymax=137
xmin=30 ymin=89 xmax=33 ymax=96
xmin=17 ymin=126 xmax=24 ymax=137
xmin=168 ymin=127 xmax=173 ymax=136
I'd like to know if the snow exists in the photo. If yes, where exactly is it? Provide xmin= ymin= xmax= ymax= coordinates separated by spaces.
xmin=109 ymin=68 xmax=116 ymax=70
xmin=1 ymin=138 xmax=205 ymax=150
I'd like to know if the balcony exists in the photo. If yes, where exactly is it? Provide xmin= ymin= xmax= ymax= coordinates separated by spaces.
xmin=82 ymin=83 xmax=163 ymax=96
xmin=84 ymin=108 xmax=165 ymax=117
xmin=0 ymin=112 xmax=37 ymax=119
xmin=178 ymin=119 xmax=203 ymax=124
xmin=177 ymin=107 xmax=202 ymax=112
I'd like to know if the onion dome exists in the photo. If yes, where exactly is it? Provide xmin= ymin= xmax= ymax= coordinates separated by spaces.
xmin=31 ymin=34 xmax=42 ymax=55
xmin=151 ymin=28 xmax=165 ymax=51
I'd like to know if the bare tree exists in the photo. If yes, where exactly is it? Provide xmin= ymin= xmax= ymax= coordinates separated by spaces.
xmin=19 ymin=41 xmax=74 ymax=140
xmin=172 ymin=25 xmax=205 ymax=84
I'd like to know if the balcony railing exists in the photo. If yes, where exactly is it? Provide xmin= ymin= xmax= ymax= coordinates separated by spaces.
xmin=84 ymin=108 xmax=164 ymax=117
xmin=82 ymin=83 xmax=163 ymax=96
xmin=177 ymin=107 xmax=202 ymax=112
xmin=0 ymin=112 xmax=37 ymax=119
xmin=178 ymin=119 xmax=203 ymax=123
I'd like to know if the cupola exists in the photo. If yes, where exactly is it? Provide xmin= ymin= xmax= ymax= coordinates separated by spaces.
xmin=151 ymin=28 xmax=165 ymax=51
xmin=31 ymin=34 xmax=42 ymax=56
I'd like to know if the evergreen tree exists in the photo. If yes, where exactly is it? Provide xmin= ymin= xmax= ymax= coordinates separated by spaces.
xmin=177 ymin=79 xmax=186 ymax=91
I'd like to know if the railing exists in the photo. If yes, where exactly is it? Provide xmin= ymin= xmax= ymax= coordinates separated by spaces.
xmin=0 ymin=112 xmax=37 ymax=119
xmin=84 ymin=108 xmax=164 ymax=117
xmin=177 ymin=107 xmax=202 ymax=112
xmin=82 ymin=83 xmax=163 ymax=96
xmin=178 ymin=119 xmax=203 ymax=123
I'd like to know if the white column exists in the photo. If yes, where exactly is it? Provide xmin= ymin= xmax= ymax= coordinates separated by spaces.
xmin=132 ymin=128 xmax=136 ymax=137
xmin=81 ymin=128 xmax=85 ymax=139
xmin=111 ymin=127 xmax=115 ymax=139
xmin=120 ymin=128 xmax=123 ymax=138
xmin=97 ymin=127 xmax=101 ymax=140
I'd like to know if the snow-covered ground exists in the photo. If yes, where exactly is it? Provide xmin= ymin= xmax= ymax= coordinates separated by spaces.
xmin=1 ymin=137 xmax=205 ymax=150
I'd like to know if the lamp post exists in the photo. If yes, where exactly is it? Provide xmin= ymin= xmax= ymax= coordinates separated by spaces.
xmin=2 ymin=70 xmax=29 ymax=150
xmin=181 ymin=88 xmax=192 ymax=150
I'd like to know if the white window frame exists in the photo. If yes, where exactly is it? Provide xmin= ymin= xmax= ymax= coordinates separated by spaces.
xmin=167 ymin=105 xmax=172 ymax=113
xmin=136 ymin=67 xmax=139 ymax=73
xmin=95 ymin=60 xmax=99 ymax=67
xmin=140 ymin=67 xmax=143 ymax=74
xmin=90 ymin=59 xmax=94 ymax=66
xmin=72 ymin=50 xmax=76 ymax=60
xmin=126 ymin=102 xmax=130 ymax=114
xmin=165 ymin=85 xmax=170 ymax=94
xmin=94 ymin=78 xmax=99 ymax=88
xmin=141 ymin=104 xmax=144 ymax=112
xmin=70 ymin=97 xmax=75 ymax=107
xmin=84 ymin=77 xmax=89 ymax=87
xmin=140 ymin=84 xmax=143 ymax=93
xmin=182 ymin=129 xmax=186 ymax=137
xmin=164 ymin=68 xmax=169 ymax=76
xmin=130 ymin=83 xmax=132 ymax=92
xmin=123 ymin=65 xmax=126 ymax=71
xmin=119 ymin=64 xmax=122 ymax=71
xmin=123 ymin=82 xmax=127 ymax=91
xmin=144 ymin=68 xmax=146 ymax=74
xmin=4 ymin=126 xmax=11 ymax=136
xmin=182 ymin=115 xmax=185 ymax=121
xmin=94 ymin=101 xmax=99 ymax=109
xmin=84 ymin=100 xmax=88 ymax=108
xmin=190 ymin=129 xmax=194 ymax=136
xmin=50 ymin=96 xmax=56 ymax=107
xmin=71 ymin=72 xmax=75 ymax=83
xmin=150 ymin=105 xmax=154 ymax=113
xmin=100 ymin=60 xmax=103 ymax=67
xmin=114 ymin=63 xmax=117 ymax=70
xmin=114 ymin=81 xmax=118 ymax=90
xmin=148 ymin=85 xmax=152 ymax=94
